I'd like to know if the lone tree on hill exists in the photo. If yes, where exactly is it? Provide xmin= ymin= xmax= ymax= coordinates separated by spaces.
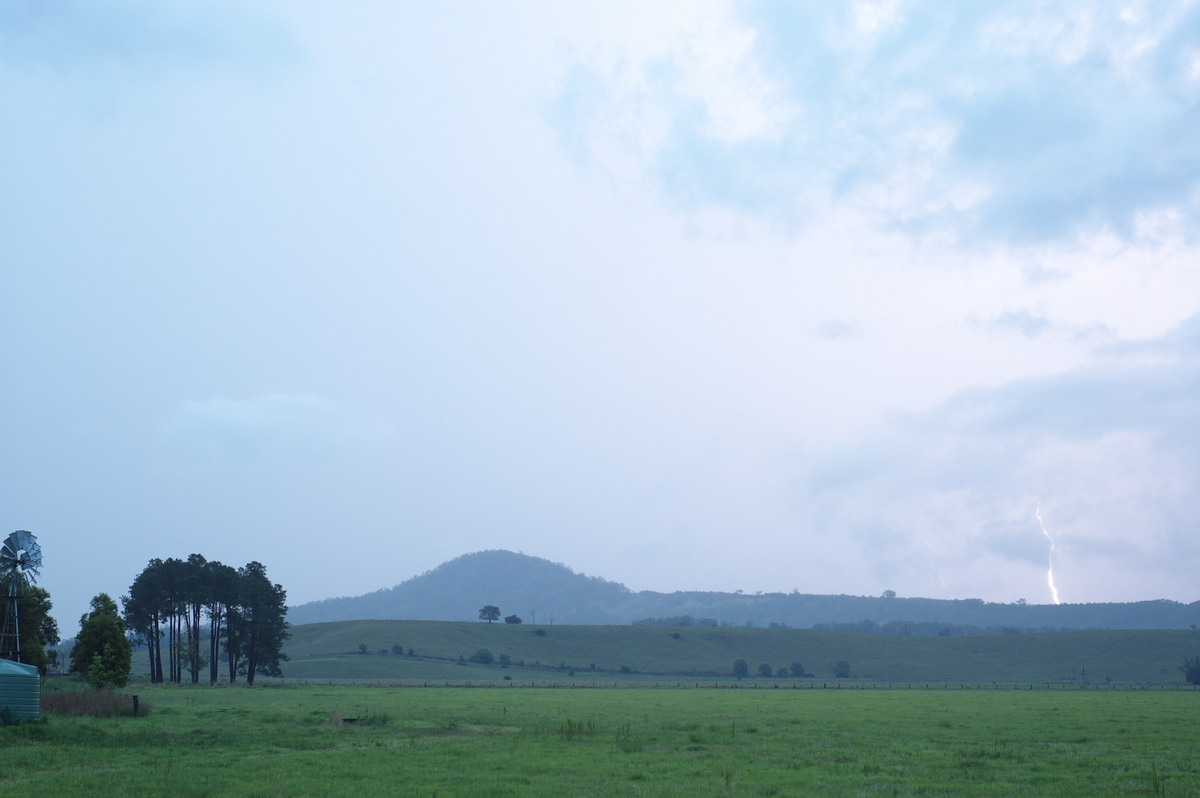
xmin=70 ymin=593 xmax=132 ymax=688
xmin=504 ymin=614 xmax=522 ymax=624
xmin=479 ymin=605 xmax=501 ymax=623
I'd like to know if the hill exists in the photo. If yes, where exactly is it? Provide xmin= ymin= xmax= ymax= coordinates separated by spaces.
xmin=281 ymin=619 xmax=1200 ymax=684
xmin=287 ymin=550 xmax=1200 ymax=631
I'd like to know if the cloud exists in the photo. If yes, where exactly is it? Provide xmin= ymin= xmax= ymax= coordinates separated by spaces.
xmin=802 ymin=312 xmax=1200 ymax=602
xmin=166 ymin=394 xmax=393 ymax=462
xmin=816 ymin=319 xmax=864 ymax=340
xmin=551 ymin=1 xmax=1200 ymax=244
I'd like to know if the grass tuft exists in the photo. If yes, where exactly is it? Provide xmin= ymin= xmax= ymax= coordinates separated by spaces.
xmin=41 ymin=688 xmax=150 ymax=718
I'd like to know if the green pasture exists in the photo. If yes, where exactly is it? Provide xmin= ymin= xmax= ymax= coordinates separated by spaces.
xmin=279 ymin=620 xmax=1200 ymax=684
xmin=3 ymin=683 xmax=1198 ymax=796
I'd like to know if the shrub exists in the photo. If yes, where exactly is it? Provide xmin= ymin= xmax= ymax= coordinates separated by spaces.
xmin=1181 ymin=656 xmax=1200 ymax=685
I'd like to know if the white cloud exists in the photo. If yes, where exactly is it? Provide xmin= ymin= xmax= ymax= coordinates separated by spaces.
xmin=551 ymin=1 xmax=1200 ymax=243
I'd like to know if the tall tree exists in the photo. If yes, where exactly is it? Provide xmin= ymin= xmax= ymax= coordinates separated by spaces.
xmin=150 ymin=556 xmax=189 ymax=684
xmin=182 ymin=553 xmax=208 ymax=683
xmin=204 ymin=560 xmax=239 ymax=685
xmin=124 ymin=558 xmax=167 ymax=683
xmin=228 ymin=561 xmax=289 ymax=685
xmin=70 ymin=593 xmax=132 ymax=688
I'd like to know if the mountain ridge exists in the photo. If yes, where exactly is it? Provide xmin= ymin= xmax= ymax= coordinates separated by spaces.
xmin=287 ymin=549 xmax=1200 ymax=631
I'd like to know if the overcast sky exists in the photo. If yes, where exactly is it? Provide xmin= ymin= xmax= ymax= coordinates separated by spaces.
xmin=4 ymin=1 xmax=1199 ymax=630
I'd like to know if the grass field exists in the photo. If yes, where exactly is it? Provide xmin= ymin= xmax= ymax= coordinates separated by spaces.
xmin=280 ymin=620 xmax=1200 ymax=685
xmin=4 ymin=682 xmax=1199 ymax=796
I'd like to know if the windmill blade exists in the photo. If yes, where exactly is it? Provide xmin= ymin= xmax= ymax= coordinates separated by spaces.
xmin=10 ymin=530 xmax=36 ymax=551
xmin=2 ymin=531 xmax=42 ymax=580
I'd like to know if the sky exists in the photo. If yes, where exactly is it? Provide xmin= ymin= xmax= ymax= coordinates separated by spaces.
xmin=3 ymin=1 xmax=1199 ymax=630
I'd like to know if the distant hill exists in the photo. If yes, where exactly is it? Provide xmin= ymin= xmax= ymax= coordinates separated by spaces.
xmin=287 ymin=550 xmax=1200 ymax=631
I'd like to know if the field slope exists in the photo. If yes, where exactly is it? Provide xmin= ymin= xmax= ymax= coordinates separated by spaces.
xmin=282 ymin=620 xmax=1200 ymax=684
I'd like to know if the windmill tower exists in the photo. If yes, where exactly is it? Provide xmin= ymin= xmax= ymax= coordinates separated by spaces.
xmin=0 ymin=530 xmax=42 ymax=662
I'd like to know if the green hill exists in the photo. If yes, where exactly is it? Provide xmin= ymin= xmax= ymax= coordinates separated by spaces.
xmin=281 ymin=619 xmax=1200 ymax=685
xmin=287 ymin=550 xmax=1200 ymax=631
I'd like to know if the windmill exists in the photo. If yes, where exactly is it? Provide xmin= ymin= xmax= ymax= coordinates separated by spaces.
xmin=0 ymin=530 xmax=42 ymax=663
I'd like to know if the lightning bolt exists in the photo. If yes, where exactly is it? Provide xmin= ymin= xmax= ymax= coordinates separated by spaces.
xmin=1035 ymin=500 xmax=1062 ymax=605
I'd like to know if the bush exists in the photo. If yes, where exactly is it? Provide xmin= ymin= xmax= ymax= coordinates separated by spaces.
xmin=468 ymin=648 xmax=494 ymax=665
xmin=1181 ymin=656 xmax=1200 ymax=685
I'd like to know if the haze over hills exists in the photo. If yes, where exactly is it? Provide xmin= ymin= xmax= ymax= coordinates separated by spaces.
xmin=287 ymin=550 xmax=1200 ymax=632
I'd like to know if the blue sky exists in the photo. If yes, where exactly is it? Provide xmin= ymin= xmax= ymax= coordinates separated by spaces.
xmin=3 ymin=1 xmax=1199 ymax=628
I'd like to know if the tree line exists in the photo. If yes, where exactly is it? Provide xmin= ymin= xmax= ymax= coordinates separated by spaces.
xmin=121 ymin=555 xmax=288 ymax=685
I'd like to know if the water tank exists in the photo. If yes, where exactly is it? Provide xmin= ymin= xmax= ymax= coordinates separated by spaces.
xmin=0 ymin=659 xmax=39 ymax=722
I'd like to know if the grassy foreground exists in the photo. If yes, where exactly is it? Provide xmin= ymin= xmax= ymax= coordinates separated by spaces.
xmin=3 ymin=683 xmax=1199 ymax=796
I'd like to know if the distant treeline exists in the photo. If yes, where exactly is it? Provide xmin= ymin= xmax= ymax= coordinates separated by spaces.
xmin=631 ymin=614 xmax=1066 ymax=635
xmin=633 ymin=616 xmax=721 ymax=628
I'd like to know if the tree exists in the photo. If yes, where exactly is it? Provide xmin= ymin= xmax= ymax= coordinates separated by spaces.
xmin=203 ymin=560 xmax=239 ymax=685
xmin=0 ymin=579 xmax=59 ymax=675
xmin=1181 ymin=656 xmax=1200 ymax=685
xmin=124 ymin=555 xmax=289 ymax=686
xmin=123 ymin=558 xmax=167 ymax=683
xmin=790 ymin=661 xmax=806 ymax=677
xmin=479 ymin=605 xmax=501 ymax=623
xmin=181 ymin=553 xmax=208 ymax=684
xmin=468 ymin=648 xmax=494 ymax=664
xmin=833 ymin=659 xmax=851 ymax=678
xmin=732 ymin=658 xmax=749 ymax=679
xmin=504 ymin=614 xmax=522 ymax=624
xmin=70 ymin=593 xmax=132 ymax=688
xmin=229 ymin=561 xmax=289 ymax=685
xmin=757 ymin=663 xmax=773 ymax=677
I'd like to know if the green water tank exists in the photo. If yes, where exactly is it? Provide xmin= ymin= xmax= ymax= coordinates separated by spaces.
xmin=0 ymin=658 xmax=39 ymax=722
